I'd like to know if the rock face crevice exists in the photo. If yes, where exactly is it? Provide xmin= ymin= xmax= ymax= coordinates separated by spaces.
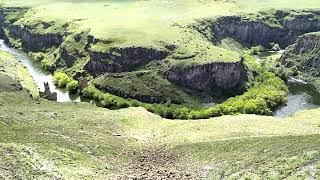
xmin=167 ymin=60 xmax=248 ymax=96
xmin=196 ymin=10 xmax=320 ymax=48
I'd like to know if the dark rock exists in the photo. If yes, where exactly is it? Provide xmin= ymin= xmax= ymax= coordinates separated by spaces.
xmin=39 ymin=82 xmax=57 ymax=101
xmin=196 ymin=10 xmax=320 ymax=48
xmin=280 ymin=32 xmax=320 ymax=76
xmin=0 ymin=8 xmax=63 ymax=52
xmin=85 ymin=46 xmax=170 ymax=76
xmin=78 ymin=77 xmax=88 ymax=93
xmin=167 ymin=61 xmax=248 ymax=96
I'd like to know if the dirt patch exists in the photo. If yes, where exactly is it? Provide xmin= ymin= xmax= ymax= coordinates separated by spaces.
xmin=293 ymin=160 xmax=320 ymax=179
xmin=110 ymin=146 xmax=200 ymax=179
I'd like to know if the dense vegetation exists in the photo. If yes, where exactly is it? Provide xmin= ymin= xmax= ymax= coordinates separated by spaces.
xmin=0 ymin=89 xmax=320 ymax=179
xmin=94 ymin=71 xmax=199 ymax=104
xmin=82 ymin=70 xmax=288 ymax=119
xmin=53 ymin=71 xmax=78 ymax=93
xmin=145 ymin=72 xmax=288 ymax=119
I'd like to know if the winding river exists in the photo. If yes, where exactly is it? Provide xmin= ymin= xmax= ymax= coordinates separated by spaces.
xmin=1 ymin=39 xmax=319 ymax=116
xmin=0 ymin=40 xmax=80 ymax=102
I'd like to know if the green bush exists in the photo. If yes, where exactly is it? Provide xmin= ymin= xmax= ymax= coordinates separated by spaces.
xmin=249 ymin=45 xmax=264 ymax=55
xmin=41 ymin=58 xmax=54 ymax=71
xmin=66 ymin=80 xmax=79 ymax=93
xmin=53 ymin=71 xmax=79 ymax=93
xmin=83 ymin=84 xmax=131 ymax=109
xmin=53 ymin=71 xmax=72 ymax=88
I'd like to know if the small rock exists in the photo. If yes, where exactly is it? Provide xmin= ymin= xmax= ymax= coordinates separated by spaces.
xmin=112 ymin=133 xmax=121 ymax=137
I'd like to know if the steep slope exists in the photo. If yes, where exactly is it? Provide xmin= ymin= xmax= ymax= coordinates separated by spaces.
xmin=280 ymin=32 xmax=320 ymax=77
xmin=196 ymin=9 xmax=320 ymax=48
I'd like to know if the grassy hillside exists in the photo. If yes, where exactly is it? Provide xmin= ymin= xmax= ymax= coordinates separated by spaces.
xmin=0 ymin=89 xmax=320 ymax=179
xmin=0 ymin=1 xmax=320 ymax=178
xmin=0 ymin=51 xmax=319 ymax=178
xmin=1 ymin=0 xmax=320 ymax=107
xmin=2 ymin=0 xmax=320 ymax=64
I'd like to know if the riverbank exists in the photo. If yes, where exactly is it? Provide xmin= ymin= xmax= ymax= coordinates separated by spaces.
xmin=0 ymin=40 xmax=80 ymax=102
xmin=0 ymin=48 xmax=38 ymax=97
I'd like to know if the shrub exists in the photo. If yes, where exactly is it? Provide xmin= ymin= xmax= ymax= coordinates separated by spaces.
xmin=66 ymin=80 xmax=79 ymax=93
xmin=249 ymin=45 xmax=264 ymax=55
xmin=40 ymin=58 xmax=54 ymax=71
xmin=53 ymin=71 xmax=79 ymax=93
xmin=29 ymin=52 xmax=45 ymax=62
xmin=53 ymin=71 xmax=72 ymax=88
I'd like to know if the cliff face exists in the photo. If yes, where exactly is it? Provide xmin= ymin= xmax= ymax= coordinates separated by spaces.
xmin=280 ymin=32 xmax=320 ymax=77
xmin=85 ymin=46 xmax=169 ymax=76
xmin=196 ymin=10 xmax=320 ymax=48
xmin=0 ymin=9 xmax=63 ymax=52
xmin=167 ymin=60 xmax=248 ymax=95
xmin=5 ymin=24 xmax=63 ymax=52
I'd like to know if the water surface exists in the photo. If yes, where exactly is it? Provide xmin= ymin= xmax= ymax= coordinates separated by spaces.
xmin=0 ymin=40 xmax=80 ymax=102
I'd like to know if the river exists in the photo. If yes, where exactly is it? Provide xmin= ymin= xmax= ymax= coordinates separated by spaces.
xmin=274 ymin=80 xmax=320 ymax=117
xmin=1 ymin=39 xmax=319 ymax=116
xmin=256 ymin=51 xmax=320 ymax=117
xmin=0 ymin=40 xmax=80 ymax=102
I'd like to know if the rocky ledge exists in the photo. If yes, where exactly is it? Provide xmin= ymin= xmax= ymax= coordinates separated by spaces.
xmin=85 ymin=45 xmax=170 ymax=76
xmin=167 ymin=60 xmax=248 ymax=96
xmin=196 ymin=10 xmax=320 ymax=48
xmin=280 ymin=32 xmax=320 ymax=77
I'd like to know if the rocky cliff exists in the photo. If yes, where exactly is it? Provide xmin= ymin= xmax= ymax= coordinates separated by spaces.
xmin=280 ymin=32 xmax=320 ymax=77
xmin=5 ymin=24 xmax=63 ymax=52
xmin=167 ymin=60 xmax=248 ymax=96
xmin=0 ymin=8 xmax=64 ymax=52
xmin=196 ymin=10 xmax=320 ymax=48
xmin=85 ymin=45 xmax=170 ymax=76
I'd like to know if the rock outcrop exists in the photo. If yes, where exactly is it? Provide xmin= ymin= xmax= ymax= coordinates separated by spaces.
xmin=196 ymin=10 xmax=320 ymax=48
xmin=5 ymin=24 xmax=63 ymax=52
xmin=40 ymin=82 xmax=57 ymax=101
xmin=0 ymin=8 xmax=63 ymax=52
xmin=85 ymin=46 xmax=170 ymax=76
xmin=280 ymin=32 xmax=320 ymax=76
xmin=167 ymin=60 xmax=248 ymax=96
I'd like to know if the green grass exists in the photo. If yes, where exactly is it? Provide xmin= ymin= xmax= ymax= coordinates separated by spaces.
xmin=1 ymin=0 xmax=320 ymax=67
xmin=0 ymin=50 xmax=38 ymax=97
xmin=173 ymin=135 xmax=320 ymax=179
xmin=1 ymin=1 xmax=320 ymax=178
xmin=94 ymin=70 xmax=201 ymax=105
xmin=1 ymin=88 xmax=320 ymax=178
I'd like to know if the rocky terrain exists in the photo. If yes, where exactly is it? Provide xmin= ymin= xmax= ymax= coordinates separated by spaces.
xmin=167 ymin=60 xmax=247 ymax=95
xmin=280 ymin=32 xmax=320 ymax=77
xmin=197 ymin=10 xmax=320 ymax=48
xmin=1 ymin=6 xmax=320 ymax=107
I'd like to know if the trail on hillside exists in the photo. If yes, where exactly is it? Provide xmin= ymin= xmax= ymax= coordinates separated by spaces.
xmin=109 ymin=146 xmax=204 ymax=179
